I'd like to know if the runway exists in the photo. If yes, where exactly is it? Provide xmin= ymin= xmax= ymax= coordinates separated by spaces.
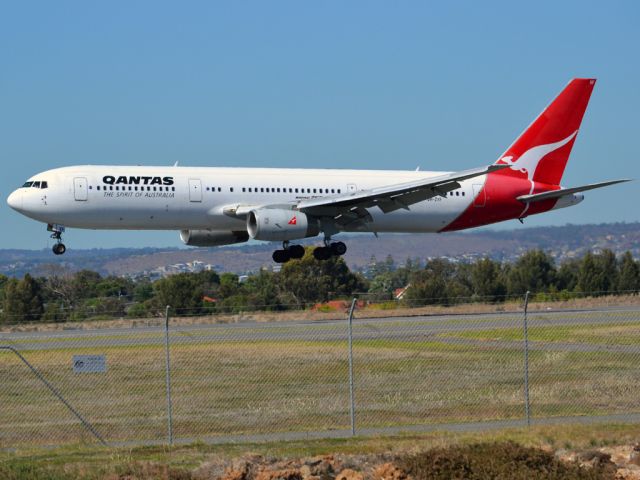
xmin=1 ymin=307 xmax=638 ymax=352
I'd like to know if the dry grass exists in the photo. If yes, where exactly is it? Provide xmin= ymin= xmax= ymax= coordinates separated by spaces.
xmin=3 ymin=423 xmax=640 ymax=480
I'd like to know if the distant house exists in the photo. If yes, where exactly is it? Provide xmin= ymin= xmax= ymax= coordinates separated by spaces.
xmin=394 ymin=284 xmax=410 ymax=300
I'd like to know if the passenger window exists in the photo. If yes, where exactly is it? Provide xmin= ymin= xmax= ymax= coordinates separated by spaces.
xmin=97 ymin=186 xmax=101 ymax=191
xmin=295 ymin=188 xmax=299 ymax=193
xmin=230 ymin=187 xmax=234 ymax=192
xmin=337 ymin=189 xmax=341 ymax=193
xmin=331 ymin=189 xmax=335 ymax=193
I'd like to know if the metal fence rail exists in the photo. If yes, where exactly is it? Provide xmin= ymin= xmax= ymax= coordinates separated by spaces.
xmin=1 ymin=293 xmax=640 ymax=448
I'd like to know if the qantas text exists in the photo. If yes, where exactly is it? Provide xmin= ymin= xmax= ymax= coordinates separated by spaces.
xmin=102 ymin=176 xmax=174 ymax=186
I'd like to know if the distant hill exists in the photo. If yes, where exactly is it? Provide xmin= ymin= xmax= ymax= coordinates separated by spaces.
xmin=1 ymin=222 xmax=638 ymax=277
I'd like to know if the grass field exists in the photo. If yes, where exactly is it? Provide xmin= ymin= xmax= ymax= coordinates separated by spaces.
xmin=1 ymin=307 xmax=640 ymax=449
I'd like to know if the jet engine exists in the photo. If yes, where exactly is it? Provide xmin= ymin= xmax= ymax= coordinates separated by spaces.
xmin=180 ymin=229 xmax=249 ymax=247
xmin=247 ymin=208 xmax=319 ymax=241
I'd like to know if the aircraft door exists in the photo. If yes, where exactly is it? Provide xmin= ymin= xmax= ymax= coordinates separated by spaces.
xmin=73 ymin=177 xmax=88 ymax=201
xmin=189 ymin=178 xmax=202 ymax=202
xmin=472 ymin=184 xmax=485 ymax=207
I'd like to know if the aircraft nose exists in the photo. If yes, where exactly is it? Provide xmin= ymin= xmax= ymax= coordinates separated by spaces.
xmin=7 ymin=190 xmax=23 ymax=211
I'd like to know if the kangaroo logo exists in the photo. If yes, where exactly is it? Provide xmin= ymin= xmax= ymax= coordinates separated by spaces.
xmin=288 ymin=216 xmax=297 ymax=225
xmin=498 ymin=131 xmax=577 ymax=181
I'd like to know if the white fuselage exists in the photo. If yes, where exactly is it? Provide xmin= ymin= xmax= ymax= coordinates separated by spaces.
xmin=8 ymin=165 xmax=483 ymax=234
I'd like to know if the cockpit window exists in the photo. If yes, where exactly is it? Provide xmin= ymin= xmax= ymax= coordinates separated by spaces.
xmin=22 ymin=180 xmax=48 ymax=188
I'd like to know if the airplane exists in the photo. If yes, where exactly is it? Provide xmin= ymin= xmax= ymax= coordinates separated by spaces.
xmin=6 ymin=78 xmax=631 ymax=263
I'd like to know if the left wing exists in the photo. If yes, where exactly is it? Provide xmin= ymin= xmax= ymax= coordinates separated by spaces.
xmin=222 ymin=164 xmax=508 ymax=227
xmin=296 ymin=164 xmax=508 ymax=227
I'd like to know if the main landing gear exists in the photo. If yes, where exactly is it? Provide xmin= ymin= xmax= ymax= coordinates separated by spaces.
xmin=272 ymin=239 xmax=347 ymax=263
xmin=272 ymin=242 xmax=305 ymax=263
xmin=312 ymin=240 xmax=347 ymax=261
xmin=47 ymin=224 xmax=67 ymax=255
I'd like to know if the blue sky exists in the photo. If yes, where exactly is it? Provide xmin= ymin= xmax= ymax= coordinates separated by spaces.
xmin=1 ymin=1 xmax=638 ymax=250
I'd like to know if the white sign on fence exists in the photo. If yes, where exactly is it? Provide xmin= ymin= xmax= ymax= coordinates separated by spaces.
xmin=73 ymin=355 xmax=107 ymax=373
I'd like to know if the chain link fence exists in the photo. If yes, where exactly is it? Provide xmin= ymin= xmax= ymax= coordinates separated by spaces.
xmin=1 ymin=292 xmax=640 ymax=449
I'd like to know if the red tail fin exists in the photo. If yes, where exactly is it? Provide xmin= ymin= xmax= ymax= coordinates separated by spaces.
xmin=495 ymin=78 xmax=596 ymax=186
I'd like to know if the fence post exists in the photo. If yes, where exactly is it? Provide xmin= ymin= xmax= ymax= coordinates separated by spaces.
xmin=164 ymin=305 xmax=174 ymax=445
xmin=523 ymin=291 xmax=531 ymax=427
xmin=348 ymin=297 xmax=357 ymax=436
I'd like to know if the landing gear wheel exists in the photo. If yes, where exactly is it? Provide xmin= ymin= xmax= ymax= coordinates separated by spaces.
xmin=289 ymin=244 xmax=305 ymax=259
xmin=47 ymin=224 xmax=67 ymax=255
xmin=313 ymin=246 xmax=332 ymax=261
xmin=330 ymin=241 xmax=347 ymax=256
xmin=272 ymin=249 xmax=291 ymax=263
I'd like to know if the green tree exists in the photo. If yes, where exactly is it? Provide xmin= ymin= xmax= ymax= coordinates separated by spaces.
xmin=577 ymin=249 xmax=618 ymax=295
xmin=506 ymin=250 xmax=556 ymax=295
xmin=404 ymin=259 xmax=456 ymax=306
xmin=556 ymin=258 xmax=580 ymax=292
xmin=617 ymin=251 xmax=640 ymax=293
xmin=153 ymin=273 xmax=206 ymax=314
xmin=96 ymin=276 xmax=135 ymax=298
xmin=133 ymin=280 xmax=154 ymax=302
xmin=3 ymin=274 xmax=44 ymax=322
xmin=471 ymin=258 xmax=507 ymax=302
xmin=277 ymin=248 xmax=367 ymax=306
xmin=242 ymin=270 xmax=282 ymax=310
xmin=71 ymin=270 xmax=102 ymax=300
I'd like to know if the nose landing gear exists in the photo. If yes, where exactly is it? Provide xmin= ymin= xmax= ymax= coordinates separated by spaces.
xmin=47 ymin=224 xmax=67 ymax=255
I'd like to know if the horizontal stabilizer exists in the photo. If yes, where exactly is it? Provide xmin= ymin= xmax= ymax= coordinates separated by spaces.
xmin=517 ymin=179 xmax=632 ymax=203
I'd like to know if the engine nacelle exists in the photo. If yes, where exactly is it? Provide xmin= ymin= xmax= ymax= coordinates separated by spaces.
xmin=180 ymin=229 xmax=249 ymax=247
xmin=247 ymin=208 xmax=319 ymax=241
